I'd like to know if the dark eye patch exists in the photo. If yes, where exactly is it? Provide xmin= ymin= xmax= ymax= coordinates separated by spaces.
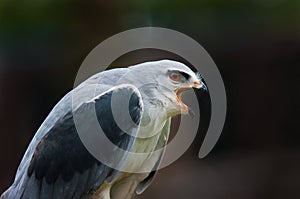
xmin=179 ymin=71 xmax=190 ymax=80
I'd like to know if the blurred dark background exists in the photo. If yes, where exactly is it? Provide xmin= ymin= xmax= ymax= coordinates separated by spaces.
xmin=0 ymin=0 xmax=299 ymax=198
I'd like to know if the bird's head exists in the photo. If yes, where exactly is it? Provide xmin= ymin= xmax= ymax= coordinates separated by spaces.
xmin=122 ymin=60 xmax=206 ymax=117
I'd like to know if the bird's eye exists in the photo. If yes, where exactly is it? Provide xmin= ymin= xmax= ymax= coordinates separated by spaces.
xmin=169 ymin=72 xmax=181 ymax=81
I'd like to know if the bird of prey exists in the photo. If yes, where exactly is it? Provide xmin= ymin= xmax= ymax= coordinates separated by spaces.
xmin=1 ymin=60 xmax=206 ymax=199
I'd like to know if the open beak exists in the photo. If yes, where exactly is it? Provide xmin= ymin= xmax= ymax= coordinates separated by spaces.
xmin=175 ymin=79 xmax=207 ymax=115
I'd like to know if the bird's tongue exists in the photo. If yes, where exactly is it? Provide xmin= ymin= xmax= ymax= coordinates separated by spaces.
xmin=188 ymin=107 xmax=195 ymax=118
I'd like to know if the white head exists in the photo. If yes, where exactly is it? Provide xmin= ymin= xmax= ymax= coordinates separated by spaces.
xmin=120 ymin=60 xmax=206 ymax=116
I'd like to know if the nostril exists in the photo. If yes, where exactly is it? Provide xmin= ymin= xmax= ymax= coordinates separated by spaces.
xmin=193 ymin=80 xmax=207 ymax=91
xmin=193 ymin=81 xmax=201 ymax=88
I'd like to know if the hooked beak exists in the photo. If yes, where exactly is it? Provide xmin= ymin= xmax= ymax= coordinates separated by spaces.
xmin=193 ymin=79 xmax=207 ymax=91
xmin=175 ymin=79 xmax=207 ymax=115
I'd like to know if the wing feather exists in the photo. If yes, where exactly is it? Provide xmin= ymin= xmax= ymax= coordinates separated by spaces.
xmin=1 ymin=84 xmax=143 ymax=199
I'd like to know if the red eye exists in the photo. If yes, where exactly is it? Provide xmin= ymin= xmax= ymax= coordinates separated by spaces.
xmin=169 ymin=72 xmax=181 ymax=81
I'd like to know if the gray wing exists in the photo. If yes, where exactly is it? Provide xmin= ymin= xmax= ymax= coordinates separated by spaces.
xmin=135 ymin=118 xmax=171 ymax=195
xmin=1 ymin=83 xmax=143 ymax=199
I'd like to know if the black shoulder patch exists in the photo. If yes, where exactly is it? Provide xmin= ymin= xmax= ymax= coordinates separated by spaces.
xmin=27 ymin=113 xmax=100 ymax=184
xmin=27 ymin=86 xmax=143 ymax=186
xmin=94 ymin=86 xmax=142 ymax=149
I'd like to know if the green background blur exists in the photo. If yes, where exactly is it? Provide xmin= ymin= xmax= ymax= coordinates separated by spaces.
xmin=0 ymin=0 xmax=299 ymax=198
